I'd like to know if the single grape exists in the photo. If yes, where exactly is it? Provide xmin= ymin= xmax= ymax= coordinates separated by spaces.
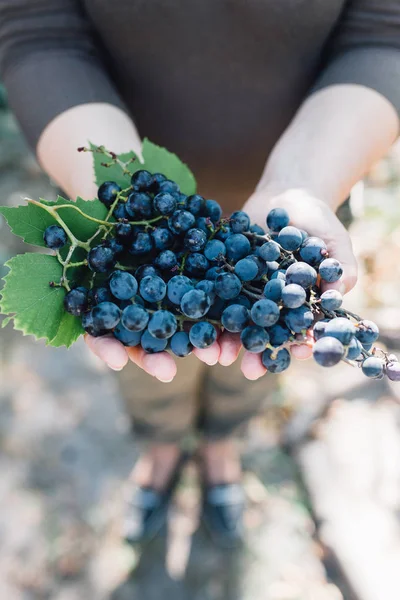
xmin=189 ymin=321 xmax=217 ymax=348
xmin=151 ymin=227 xmax=174 ymax=251
xmin=258 ymin=241 xmax=281 ymax=262
xmin=386 ymin=361 xmax=400 ymax=382
xmin=88 ymin=245 xmax=116 ymax=273
xmin=278 ymin=226 xmax=303 ymax=251
xmin=81 ymin=310 xmax=106 ymax=337
xmin=115 ymin=222 xmax=134 ymax=244
xmin=263 ymin=279 xmax=285 ymax=302
xmin=251 ymin=299 xmax=280 ymax=327
xmin=313 ymin=319 xmax=329 ymax=341
xmin=113 ymin=200 xmax=129 ymax=220
xmin=92 ymin=301 xmax=121 ymax=330
xmin=109 ymin=270 xmax=138 ymax=300
xmin=313 ymin=337 xmax=345 ymax=367
xmin=261 ymin=348 xmax=291 ymax=373
xmin=267 ymin=261 xmax=280 ymax=277
xmin=169 ymin=210 xmax=196 ymax=234
xmin=204 ymin=239 xmax=226 ymax=262
xmin=185 ymin=252 xmax=210 ymax=276
xmin=196 ymin=217 xmax=213 ymax=236
xmin=129 ymin=232 xmax=153 ymax=255
xmin=346 ymin=337 xmax=363 ymax=360
xmin=148 ymin=310 xmax=177 ymax=339
xmin=285 ymin=305 xmax=314 ymax=333
xmin=230 ymin=211 xmax=250 ymax=233
xmin=196 ymin=280 xmax=216 ymax=302
xmin=88 ymin=286 xmax=112 ymax=305
xmin=139 ymin=275 xmax=166 ymax=302
xmin=148 ymin=172 xmax=167 ymax=193
xmin=215 ymin=225 xmax=232 ymax=241
xmin=355 ymin=319 xmax=379 ymax=344
xmin=131 ymin=169 xmax=152 ymax=191
xmin=323 ymin=317 xmax=355 ymax=346
xmin=215 ymin=272 xmax=242 ymax=300
xmin=167 ymin=275 xmax=194 ymax=304
xmin=64 ymin=287 xmax=88 ymax=316
xmin=121 ymin=304 xmax=149 ymax=331
xmin=155 ymin=250 xmax=178 ymax=270
xmin=107 ymin=237 xmax=124 ymax=255
xmin=319 ymin=258 xmax=343 ymax=283
xmin=158 ymin=180 xmax=180 ymax=194
xmin=241 ymin=325 xmax=269 ymax=353
xmin=114 ymin=323 xmax=142 ymax=346
xmin=286 ymin=262 xmax=317 ymax=289
xmin=248 ymin=255 xmax=267 ymax=279
xmin=250 ymin=224 xmax=265 ymax=235
xmin=153 ymin=192 xmax=177 ymax=216
xmin=299 ymin=229 xmax=309 ymax=242
xmin=270 ymin=269 xmax=287 ymax=282
xmin=266 ymin=208 xmax=290 ymax=232
xmin=206 ymin=266 xmax=222 ymax=281
xmin=141 ymin=329 xmax=168 ymax=353
xmin=135 ymin=264 xmax=161 ymax=281
xmin=281 ymin=284 xmax=306 ymax=309
xmin=170 ymin=331 xmax=193 ymax=357
xmin=362 ymin=356 xmax=384 ymax=379
xmin=43 ymin=225 xmax=67 ymax=249
xmin=225 ymin=234 xmax=251 ymax=262
xmin=98 ymin=181 xmax=121 ymax=207
xmin=204 ymin=199 xmax=222 ymax=223
xmin=126 ymin=191 xmax=153 ymax=219
xmin=180 ymin=289 xmax=211 ymax=318
xmin=299 ymin=236 xmax=328 ymax=266
xmin=320 ymin=289 xmax=343 ymax=311
xmin=184 ymin=228 xmax=207 ymax=252
xmin=234 ymin=258 xmax=259 ymax=281
xmin=221 ymin=304 xmax=250 ymax=332
xmin=268 ymin=323 xmax=291 ymax=347
xmin=185 ymin=194 xmax=205 ymax=216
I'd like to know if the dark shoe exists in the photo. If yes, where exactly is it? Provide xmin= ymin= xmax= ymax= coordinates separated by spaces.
xmin=122 ymin=454 xmax=186 ymax=544
xmin=202 ymin=482 xmax=245 ymax=549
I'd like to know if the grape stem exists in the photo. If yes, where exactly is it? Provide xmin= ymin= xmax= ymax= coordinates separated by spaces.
xmin=335 ymin=308 xmax=362 ymax=322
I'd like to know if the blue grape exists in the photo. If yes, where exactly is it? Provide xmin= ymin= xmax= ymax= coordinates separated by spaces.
xmin=121 ymin=304 xmax=149 ymax=331
xmin=206 ymin=266 xmax=221 ymax=280
xmin=313 ymin=337 xmax=345 ymax=367
xmin=139 ymin=275 xmax=166 ymax=302
xmin=268 ymin=323 xmax=291 ymax=347
xmin=88 ymin=245 xmax=116 ymax=273
xmin=88 ymin=286 xmax=112 ymax=305
xmin=228 ymin=293 xmax=251 ymax=309
xmin=215 ymin=225 xmax=232 ymax=241
xmin=361 ymin=356 xmax=384 ymax=378
xmin=153 ymin=192 xmax=177 ymax=215
xmin=270 ymin=269 xmax=286 ymax=282
xmin=285 ymin=306 xmax=313 ymax=333
xmin=196 ymin=280 xmax=216 ymax=302
xmin=167 ymin=275 xmax=194 ymax=304
xmin=64 ymin=287 xmax=88 ymax=316
xmin=130 ymin=169 xmax=152 ymax=191
xmin=281 ymin=284 xmax=306 ymax=309
xmin=170 ymin=331 xmax=193 ymax=357
xmin=115 ymin=222 xmax=133 ymax=244
xmin=241 ymin=325 xmax=269 ymax=353
xmin=261 ymin=348 xmax=291 ymax=373
xmin=180 ymin=289 xmax=211 ymax=318
xmin=285 ymin=262 xmax=317 ymax=289
xmin=185 ymin=194 xmax=205 ymax=216
xmin=107 ymin=237 xmax=124 ymax=255
xmin=169 ymin=210 xmax=196 ymax=234
xmin=114 ymin=323 xmax=142 ymax=346
xmin=258 ymin=241 xmax=281 ymax=262
xmin=320 ymin=289 xmax=343 ymax=311
xmin=185 ymin=252 xmax=210 ymax=276
xmin=319 ymin=258 xmax=343 ymax=283
xmin=141 ymin=329 xmax=168 ymax=353
xmin=313 ymin=319 xmax=329 ymax=341
xmin=266 ymin=208 xmax=290 ymax=232
xmin=148 ymin=173 xmax=167 ymax=193
xmin=299 ymin=237 xmax=327 ymax=266
xmin=250 ymin=224 xmax=265 ymax=235
xmin=234 ymin=258 xmax=259 ymax=281
xmin=196 ymin=217 xmax=213 ymax=236
xmin=324 ymin=317 xmax=355 ymax=346
xmin=126 ymin=191 xmax=153 ymax=219
xmin=277 ymin=226 xmax=303 ymax=251
xmin=184 ymin=228 xmax=207 ymax=252
xmin=189 ymin=321 xmax=217 ymax=348
xmin=221 ymin=304 xmax=250 ymax=332
xmin=355 ymin=320 xmax=379 ymax=345
xmin=43 ymin=225 xmax=67 ymax=249
xmin=92 ymin=301 xmax=121 ymax=330
xmin=155 ymin=250 xmax=178 ymax=270
xmin=204 ymin=199 xmax=222 ymax=223
xmin=215 ymin=272 xmax=242 ymax=300
xmin=251 ymin=299 xmax=280 ymax=327
xmin=98 ymin=181 xmax=121 ymax=207
xmin=151 ymin=227 xmax=174 ymax=250
xmin=109 ymin=270 xmax=138 ymax=300
xmin=225 ymin=234 xmax=251 ymax=262
xmin=129 ymin=232 xmax=153 ymax=255
xmin=230 ymin=211 xmax=250 ymax=233
xmin=148 ymin=310 xmax=177 ymax=339
xmin=157 ymin=180 xmax=180 ymax=194
xmin=135 ymin=264 xmax=161 ymax=281
xmin=113 ymin=200 xmax=129 ymax=220
xmin=81 ymin=310 xmax=106 ymax=337
xmin=346 ymin=337 xmax=363 ymax=360
xmin=204 ymin=239 xmax=226 ymax=262
xmin=263 ymin=279 xmax=285 ymax=302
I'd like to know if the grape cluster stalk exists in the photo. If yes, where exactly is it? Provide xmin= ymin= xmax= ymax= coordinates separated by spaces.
xmin=40 ymin=149 xmax=400 ymax=380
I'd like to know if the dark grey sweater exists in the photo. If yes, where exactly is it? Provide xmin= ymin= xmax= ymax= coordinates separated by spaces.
xmin=1 ymin=0 xmax=400 ymax=204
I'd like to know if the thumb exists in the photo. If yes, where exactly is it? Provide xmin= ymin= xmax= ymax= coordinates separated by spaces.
xmin=84 ymin=334 xmax=129 ymax=370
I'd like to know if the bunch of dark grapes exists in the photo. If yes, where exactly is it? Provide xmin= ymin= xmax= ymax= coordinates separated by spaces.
xmin=44 ymin=170 xmax=400 ymax=381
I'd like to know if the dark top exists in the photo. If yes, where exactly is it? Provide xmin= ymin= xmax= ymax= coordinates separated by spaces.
xmin=1 ymin=0 xmax=400 ymax=205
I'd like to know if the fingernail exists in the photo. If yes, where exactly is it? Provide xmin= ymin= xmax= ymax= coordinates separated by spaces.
xmin=158 ymin=377 xmax=174 ymax=383
xmin=107 ymin=364 xmax=123 ymax=371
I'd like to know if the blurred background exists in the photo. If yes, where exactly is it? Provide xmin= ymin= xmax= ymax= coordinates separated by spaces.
xmin=1 ymin=82 xmax=400 ymax=600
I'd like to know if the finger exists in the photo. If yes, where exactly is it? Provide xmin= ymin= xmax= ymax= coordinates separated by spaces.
xmin=218 ymin=332 xmax=242 ymax=366
xmin=291 ymin=343 xmax=313 ymax=360
xmin=85 ymin=334 xmax=129 ymax=370
xmin=193 ymin=341 xmax=221 ymax=365
xmin=241 ymin=351 xmax=267 ymax=380
xmin=127 ymin=346 xmax=177 ymax=382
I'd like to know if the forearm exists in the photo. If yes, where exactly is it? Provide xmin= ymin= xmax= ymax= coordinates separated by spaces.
xmin=258 ymin=84 xmax=399 ymax=209
xmin=36 ymin=103 xmax=142 ymax=200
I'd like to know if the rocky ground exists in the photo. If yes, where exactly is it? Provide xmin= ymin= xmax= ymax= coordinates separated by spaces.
xmin=1 ymin=104 xmax=400 ymax=600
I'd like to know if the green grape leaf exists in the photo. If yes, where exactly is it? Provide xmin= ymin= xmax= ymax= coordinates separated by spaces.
xmin=0 ymin=196 xmax=108 ymax=248
xmin=0 ymin=253 xmax=84 ymax=348
xmin=91 ymin=138 xmax=197 ymax=195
